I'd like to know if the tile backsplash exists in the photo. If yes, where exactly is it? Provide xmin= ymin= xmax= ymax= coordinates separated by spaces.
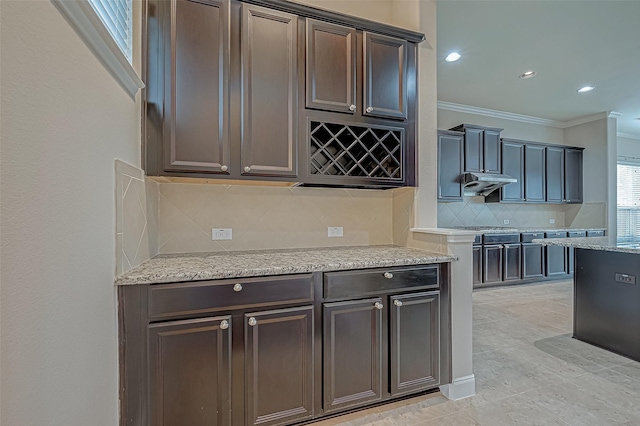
xmin=438 ymin=197 xmax=606 ymax=229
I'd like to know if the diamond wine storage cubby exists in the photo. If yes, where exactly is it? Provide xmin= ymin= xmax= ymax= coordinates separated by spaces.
xmin=309 ymin=121 xmax=404 ymax=182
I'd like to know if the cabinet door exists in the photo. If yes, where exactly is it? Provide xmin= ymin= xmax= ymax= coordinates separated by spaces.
xmin=524 ymin=145 xmax=546 ymax=202
xmin=244 ymin=306 xmax=314 ymax=426
xmin=389 ymin=292 xmax=440 ymax=397
xmin=483 ymin=130 xmax=501 ymax=174
xmin=306 ymin=19 xmax=356 ymax=113
xmin=241 ymin=5 xmax=297 ymax=177
xmin=503 ymin=244 xmax=521 ymax=281
xmin=437 ymin=132 xmax=464 ymax=201
xmin=323 ymin=298 xmax=383 ymax=413
xmin=463 ymin=128 xmax=483 ymax=173
xmin=568 ymin=247 xmax=575 ymax=274
xmin=363 ymin=32 xmax=407 ymax=120
xmin=565 ymin=148 xmax=583 ymax=203
xmin=501 ymin=140 xmax=525 ymax=202
xmin=522 ymin=243 xmax=544 ymax=278
xmin=148 ymin=316 xmax=232 ymax=426
xmin=483 ymin=244 xmax=503 ymax=284
xmin=163 ymin=0 xmax=230 ymax=174
xmin=546 ymin=146 xmax=565 ymax=203
xmin=546 ymin=245 xmax=568 ymax=276
xmin=472 ymin=246 xmax=482 ymax=286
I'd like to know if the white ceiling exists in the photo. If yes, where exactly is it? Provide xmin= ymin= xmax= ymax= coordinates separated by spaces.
xmin=436 ymin=0 xmax=640 ymax=139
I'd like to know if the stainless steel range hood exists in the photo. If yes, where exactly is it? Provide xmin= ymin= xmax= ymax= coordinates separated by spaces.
xmin=461 ymin=172 xmax=517 ymax=196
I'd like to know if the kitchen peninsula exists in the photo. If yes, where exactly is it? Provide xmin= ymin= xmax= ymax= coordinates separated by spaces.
xmin=117 ymin=245 xmax=457 ymax=426
xmin=538 ymin=237 xmax=640 ymax=363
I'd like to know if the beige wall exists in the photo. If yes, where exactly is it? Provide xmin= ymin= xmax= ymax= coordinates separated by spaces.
xmin=0 ymin=1 xmax=140 ymax=425
xmin=618 ymin=135 xmax=640 ymax=160
xmin=295 ymin=0 xmax=394 ymax=25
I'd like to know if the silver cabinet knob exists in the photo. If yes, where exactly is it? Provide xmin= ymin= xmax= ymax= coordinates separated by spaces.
xmin=366 ymin=106 xmax=373 ymax=113
xmin=243 ymin=166 xmax=251 ymax=173
xmin=394 ymin=300 xmax=403 ymax=307
xmin=349 ymin=104 xmax=356 ymax=111
xmin=220 ymin=165 xmax=228 ymax=172
xmin=383 ymin=272 xmax=393 ymax=279
xmin=248 ymin=317 xmax=257 ymax=326
xmin=220 ymin=320 xmax=229 ymax=330
xmin=233 ymin=283 xmax=243 ymax=292
xmin=374 ymin=302 xmax=383 ymax=310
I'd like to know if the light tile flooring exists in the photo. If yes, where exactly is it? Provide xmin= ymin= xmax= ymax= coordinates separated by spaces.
xmin=312 ymin=280 xmax=640 ymax=425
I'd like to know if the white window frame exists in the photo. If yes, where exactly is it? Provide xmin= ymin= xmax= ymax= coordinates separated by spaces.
xmin=51 ymin=0 xmax=144 ymax=99
xmin=617 ymin=157 xmax=640 ymax=243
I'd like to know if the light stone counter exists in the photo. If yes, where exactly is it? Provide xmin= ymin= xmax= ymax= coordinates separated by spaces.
xmin=446 ymin=226 xmax=606 ymax=234
xmin=115 ymin=245 xmax=457 ymax=285
xmin=534 ymin=236 xmax=640 ymax=255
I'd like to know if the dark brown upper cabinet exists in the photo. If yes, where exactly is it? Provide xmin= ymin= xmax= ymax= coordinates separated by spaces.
xmin=500 ymin=139 xmax=525 ymax=202
xmin=305 ymin=19 xmax=356 ymax=114
xmin=241 ymin=4 xmax=298 ymax=177
xmin=564 ymin=148 xmax=583 ymax=203
xmin=437 ymin=130 xmax=464 ymax=202
xmin=524 ymin=144 xmax=546 ymax=202
xmin=450 ymin=124 xmax=502 ymax=174
xmin=546 ymin=146 xmax=584 ymax=204
xmin=159 ymin=0 xmax=231 ymax=175
xmin=546 ymin=146 xmax=565 ymax=203
xmin=363 ymin=32 xmax=408 ymax=120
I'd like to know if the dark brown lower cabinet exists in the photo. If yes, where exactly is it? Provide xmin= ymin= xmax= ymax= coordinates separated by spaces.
xmin=483 ymin=244 xmax=503 ymax=283
xmin=522 ymin=243 xmax=545 ymax=279
xmin=503 ymin=244 xmax=521 ymax=281
xmin=389 ymin=292 xmax=440 ymax=397
xmin=148 ymin=316 xmax=232 ymax=426
xmin=546 ymin=245 xmax=568 ymax=276
xmin=245 ymin=306 xmax=314 ymax=426
xmin=472 ymin=246 xmax=482 ymax=285
xmin=323 ymin=298 xmax=383 ymax=414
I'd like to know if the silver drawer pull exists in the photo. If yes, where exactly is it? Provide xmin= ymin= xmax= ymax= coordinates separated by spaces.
xmin=393 ymin=300 xmax=403 ymax=307
xmin=366 ymin=106 xmax=373 ymax=113
xmin=248 ymin=317 xmax=257 ymax=326
xmin=220 ymin=165 xmax=228 ymax=172
xmin=220 ymin=320 xmax=229 ymax=330
xmin=349 ymin=104 xmax=356 ymax=111
xmin=383 ymin=272 xmax=393 ymax=279
xmin=233 ymin=283 xmax=243 ymax=292
xmin=374 ymin=302 xmax=384 ymax=310
xmin=244 ymin=166 xmax=251 ymax=173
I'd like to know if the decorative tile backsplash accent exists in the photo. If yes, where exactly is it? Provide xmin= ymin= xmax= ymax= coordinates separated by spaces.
xmin=438 ymin=197 xmax=606 ymax=229
xmin=157 ymin=183 xmax=396 ymax=254
xmin=115 ymin=160 xmax=158 ymax=276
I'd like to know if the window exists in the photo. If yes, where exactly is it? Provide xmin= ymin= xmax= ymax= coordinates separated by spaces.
xmin=617 ymin=161 xmax=640 ymax=242
xmin=88 ymin=0 xmax=132 ymax=62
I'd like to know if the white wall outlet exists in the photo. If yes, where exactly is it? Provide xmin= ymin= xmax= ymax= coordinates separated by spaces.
xmin=503 ymin=219 xmax=510 ymax=225
xmin=328 ymin=226 xmax=343 ymax=238
xmin=212 ymin=228 xmax=232 ymax=240
xmin=550 ymin=219 xmax=555 ymax=224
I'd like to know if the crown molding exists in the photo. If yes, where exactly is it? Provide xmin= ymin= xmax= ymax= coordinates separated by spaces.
xmin=608 ymin=111 xmax=623 ymax=118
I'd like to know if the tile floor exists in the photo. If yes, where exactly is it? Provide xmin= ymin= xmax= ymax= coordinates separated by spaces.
xmin=312 ymin=280 xmax=640 ymax=425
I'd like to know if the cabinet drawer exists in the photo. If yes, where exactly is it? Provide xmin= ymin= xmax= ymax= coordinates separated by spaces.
xmin=148 ymin=274 xmax=314 ymax=319
xmin=545 ymin=231 xmax=567 ymax=239
xmin=587 ymin=230 xmax=605 ymax=237
xmin=568 ymin=231 xmax=587 ymax=238
xmin=323 ymin=266 xmax=438 ymax=299
xmin=521 ymin=232 xmax=545 ymax=243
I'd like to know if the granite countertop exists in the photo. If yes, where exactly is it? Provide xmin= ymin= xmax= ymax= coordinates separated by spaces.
xmin=115 ymin=245 xmax=458 ymax=286
xmin=533 ymin=237 xmax=640 ymax=254
xmin=447 ymin=226 xmax=606 ymax=234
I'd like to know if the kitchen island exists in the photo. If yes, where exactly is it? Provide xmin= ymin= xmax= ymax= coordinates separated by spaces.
xmin=537 ymin=237 xmax=640 ymax=362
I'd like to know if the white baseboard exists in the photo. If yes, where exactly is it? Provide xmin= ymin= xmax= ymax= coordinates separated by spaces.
xmin=439 ymin=374 xmax=476 ymax=400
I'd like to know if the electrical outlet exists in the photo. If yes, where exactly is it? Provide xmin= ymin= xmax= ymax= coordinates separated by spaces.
xmin=503 ymin=219 xmax=510 ymax=225
xmin=550 ymin=219 xmax=555 ymax=224
xmin=212 ymin=228 xmax=232 ymax=240
xmin=328 ymin=226 xmax=343 ymax=237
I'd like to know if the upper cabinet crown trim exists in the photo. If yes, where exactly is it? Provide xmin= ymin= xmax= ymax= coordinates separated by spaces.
xmin=241 ymin=0 xmax=426 ymax=43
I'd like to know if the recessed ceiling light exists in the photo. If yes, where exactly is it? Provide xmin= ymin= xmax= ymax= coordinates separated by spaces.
xmin=577 ymin=86 xmax=595 ymax=93
xmin=445 ymin=52 xmax=461 ymax=62
xmin=519 ymin=71 xmax=536 ymax=79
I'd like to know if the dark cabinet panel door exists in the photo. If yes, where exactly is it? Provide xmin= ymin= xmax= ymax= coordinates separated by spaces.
xmin=437 ymin=131 xmax=464 ymax=201
xmin=472 ymin=246 xmax=482 ymax=286
xmin=483 ymin=130 xmax=501 ymax=174
xmin=501 ymin=140 xmax=525 ymax=202
xmin=546 ymin=146 xmax=565 ymax=203
xmin=148 ymin=316 xmax=232 ymax=426
xmin=323 ymin=298 xmax=383 ymax=413
xmin=389 ymin=292 xmax=440 ymax=397
xmin=546 ymin=245 xmax=568 ymax=276
xmin=306 ymin=19 xmax=356 ymax=113
xmin=568 ymin=247 xmax=575 ymax=274
xmin=164 ymin=0 xmax=230 ymax=174
xmin=241 ymin=4 xmax=297 ymax=177
xmin=503 ymin=244 xmax=521 ymax=281
xmin=463 ymin=128 xmax=483 ymax=173
xmin=522 ymin=243 xmax=545 ymax=278
xmin=245 ymin=306 xmax=314 ymax=426
xmin=524 ymin=144 xmax=546 ymax=202
xmin=565 ymin=148 xmax=583 ymax=203
xmin=363 ymin=32 xmax=407 ymax=120
xmin=482 ymin=244 xmax=503 ymax=284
